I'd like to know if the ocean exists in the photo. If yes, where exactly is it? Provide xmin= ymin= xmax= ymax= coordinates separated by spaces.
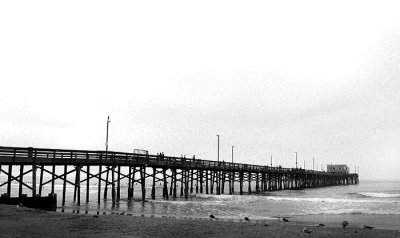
xmin=57 ymin=180 xmax=400 ymax=218
xmin=2 ymin=173 xmax=400 ymax=229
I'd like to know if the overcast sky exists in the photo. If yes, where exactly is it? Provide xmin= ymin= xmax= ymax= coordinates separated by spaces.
xmin=1 ymin=1 xmax=399 ymax=179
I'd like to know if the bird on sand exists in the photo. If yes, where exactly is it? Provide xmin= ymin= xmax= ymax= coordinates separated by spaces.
xmin=209 ymin=214 xmax=216 ymax=219
xmin=244 ymin=217 xmax=250 ymax=222
xmin=363 ymin=225 xmax=374 ymax=229
xmin=342 ymin=221 xmax=349 ymax=229
xmin=303 ymin=227 xmax=312 ymax=234
xmin=281 ymin=217 xmax=290 ymax=222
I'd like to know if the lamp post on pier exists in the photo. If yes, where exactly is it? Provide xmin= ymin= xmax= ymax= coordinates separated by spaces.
xmin=104 ymin=116 xmax=112 ymax=200
xmin=231 ymin=146 xmax=234 ymax=163
xmin=270 ymin=155 xmax=272 ymax=167
xmin=216 ymin=135 xmax=220 ymax=195
xmin=217 ymin=135 xmax=219 ymax=162
xmin=294 ymin=152 xmax=298 ymax=169
xmin=106 ymin=116 xmax=110 ymax=152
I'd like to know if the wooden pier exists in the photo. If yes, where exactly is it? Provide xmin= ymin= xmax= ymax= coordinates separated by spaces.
xmin=0 ymin=146 xmax=359 ymax=206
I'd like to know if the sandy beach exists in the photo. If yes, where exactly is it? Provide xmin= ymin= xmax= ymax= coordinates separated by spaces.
xmin=1 ymin=204 xmax=398 ymax=238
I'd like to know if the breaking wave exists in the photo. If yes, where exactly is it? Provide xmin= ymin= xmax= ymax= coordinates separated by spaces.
xmin=265 ymin=196 xmax=399 ymax=204
xmin=358 ymin=192 xmax=400 ymax=198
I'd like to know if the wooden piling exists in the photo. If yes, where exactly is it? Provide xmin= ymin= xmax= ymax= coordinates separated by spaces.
xmin=216 ymin=171 xmax=220 ymax=195
xmin=98 ymin=165 xmax=102 ymax=204
xmin=117 ymin=165 xmax=121 ymax=201
xmin=199 ymin=170 xmax=203 ymax=194
xmin=111 ymin=165 xmax=116 ymax=203
xmin=39 ymin=165 xmax=44 ymax=196
xmin=7 ymin=167 xmax=12 ymax=198
xmin=256 ymin=173 xmax=260 ymax=192
xmin=76 ymin=165 xmax=81 ymax=206
xmin=19 ymin=165 xmax=24 ymax=197
xmin=205 ymin=170 xmax=209 ymax=194
xmin=229 ymin=172 xmax=232 ymax=195
xmin=52 ymin=164 xmax=55 ymax=194
xmin=128 ymin=166 xmax=132 ymax=199
xmin=62 ymin=165 xmax=67 ymax=207
xmin=73 ymin=168 xmax=77 ymax=202
xmin=190 ymin=170 xmax=193 ymax=194
xmin=163 ymin=168 xmax=169 ymax=200
xmin=173 ymin=169 xmax=177 ymax=198
xmin=248 ymin=172 xmax=251 ymax=194
xmin=239 ymin=171 xmax=243 ymax=195
xmin=195 ymin=170 xmax=199 ymax=194
xmin=140 ymin=166 xmax=146 ymax=201
xmin=210 ymin=171 xmax=214 ymax=194
xmin=232 ymin=172 xmax=235 ymax=194
xmin=86 ymin=165 xmax=90 ymax=203
xmin=261 ymin=173 xmax=266 ymax=191
xmin=180 ymin=170 xmax=184 ymax=197
xmin=221 ymin=171 xmax=225 ymax=194
xmin=151 ymin=167 xmax=156 ymax=200
xmin=169 ymin=169 xmax=174 ymax=197
xmin=184 ymin=169 xmax=189 ymax=199
xmin=232 ymin=172 xmax=236 ymax=193
xmin=32 ymin=164 xmax=37 ymax=197
xmin=131 ymin=167 xmax=136 ymax=198
xmin=104 ymin=166 xmax=109 ymax=200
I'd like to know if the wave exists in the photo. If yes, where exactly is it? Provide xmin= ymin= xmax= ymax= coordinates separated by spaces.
xmin=358 ymin=192 xmax=400 ymax=198
xmin=308 ymin=209 xmax=400 ymax=216
xmin=265 ymin=196 xmax=399 ymax=204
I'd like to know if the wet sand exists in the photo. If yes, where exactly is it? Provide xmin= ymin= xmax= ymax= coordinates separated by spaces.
xmin=0 ymin=204 xmax=399 ymax=237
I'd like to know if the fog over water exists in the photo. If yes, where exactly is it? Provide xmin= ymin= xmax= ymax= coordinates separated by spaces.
xmin=1 ymin=1 xmax=400 ymax=180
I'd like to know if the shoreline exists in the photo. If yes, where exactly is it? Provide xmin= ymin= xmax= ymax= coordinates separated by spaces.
xmin=292 ymin=214 xmax=400 ymax=231
xmin=1 ymin=204 xmax=399 ymax=237
xmin=57 ymin=206 xmax=400 ymax=231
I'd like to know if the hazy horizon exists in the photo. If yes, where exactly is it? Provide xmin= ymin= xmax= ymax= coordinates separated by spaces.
xmin=1 ymin=0 xmax=399 ymax=180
